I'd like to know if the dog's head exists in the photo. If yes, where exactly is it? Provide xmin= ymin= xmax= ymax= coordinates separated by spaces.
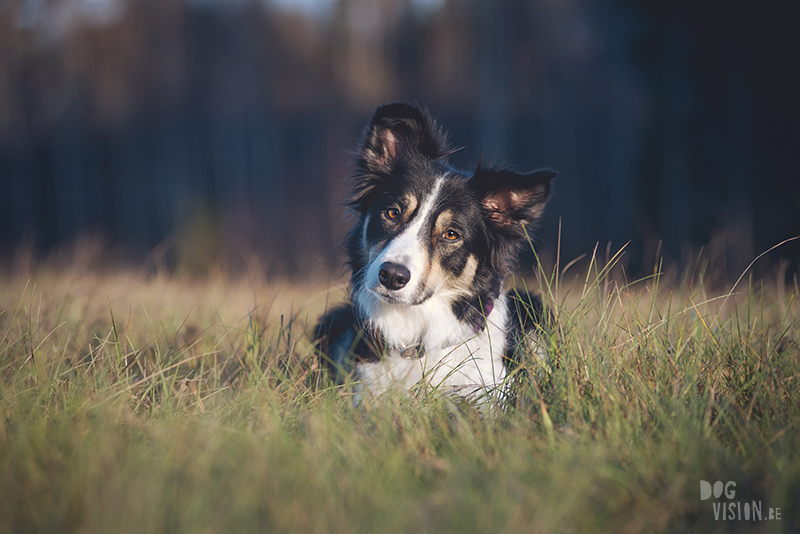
xmin=347 ymin=103 xmax=555 ymax=307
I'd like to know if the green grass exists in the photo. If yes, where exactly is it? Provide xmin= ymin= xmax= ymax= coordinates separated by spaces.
xmin=1 ymin=254 xmax=798 ymax=533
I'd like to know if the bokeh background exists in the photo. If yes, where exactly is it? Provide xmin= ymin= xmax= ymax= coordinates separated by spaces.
xmin=1 ymin=0 xmax=798 ymax=280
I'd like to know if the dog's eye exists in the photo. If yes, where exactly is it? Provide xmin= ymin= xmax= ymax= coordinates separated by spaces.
xmin=385 ymin=208 xmax=401 ymax=220
xmin=443 ymin=230 xmax=460 ymax=241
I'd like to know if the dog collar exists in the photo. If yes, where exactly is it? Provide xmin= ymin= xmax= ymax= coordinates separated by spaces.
xmin=483 ymin=297 xmax=494 ymax=316
xmin=472 ymin=296 xmax=494 ymax=334
xmin=364 ymin=327 xmax=424 ymax=360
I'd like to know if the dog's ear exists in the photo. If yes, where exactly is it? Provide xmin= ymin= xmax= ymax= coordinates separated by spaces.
xmin=471 ymin=166 xmax=556 ymax=235
xmin=471 ymin=166 xmax=555 ymax=272
xmin=361 ymin=103 xmax=449 ymax=169
xmin=349 ymin=103 xmax=449 ymax=211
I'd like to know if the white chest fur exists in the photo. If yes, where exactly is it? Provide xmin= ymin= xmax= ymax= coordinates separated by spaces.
xmin=354 ymin=293 xmax=510 ymax=403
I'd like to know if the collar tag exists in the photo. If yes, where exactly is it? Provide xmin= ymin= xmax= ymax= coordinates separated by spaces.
xmin=399 ymin=344 xmax=424 ymax=359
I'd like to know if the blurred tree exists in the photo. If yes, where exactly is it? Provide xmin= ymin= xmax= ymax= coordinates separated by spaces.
xmin=0 ymin=0 xmax=797 ymax=277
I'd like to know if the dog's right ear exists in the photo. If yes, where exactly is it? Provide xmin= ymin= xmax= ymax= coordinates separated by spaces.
xmin=348 ymin=103 xmax=449 ymax=212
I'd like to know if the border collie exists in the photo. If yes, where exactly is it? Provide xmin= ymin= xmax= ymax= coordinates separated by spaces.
xmin=316 ymin=103 xmax=555 ymax=404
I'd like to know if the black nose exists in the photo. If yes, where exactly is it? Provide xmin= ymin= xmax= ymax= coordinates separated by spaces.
xmin=378 ymin=262 xmax=411 ymax=291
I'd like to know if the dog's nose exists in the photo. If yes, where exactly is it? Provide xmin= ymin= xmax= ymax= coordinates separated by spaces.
xmin=378 ymin=262 xmax=411 ymax=291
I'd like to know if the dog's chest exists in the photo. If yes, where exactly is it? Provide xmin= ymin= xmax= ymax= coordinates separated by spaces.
xmin=354 ymin=295 xmax=510 ymax=402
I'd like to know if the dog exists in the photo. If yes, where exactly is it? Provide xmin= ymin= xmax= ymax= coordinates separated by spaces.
xmin=315 ymin=103 xmax=555 ymax=404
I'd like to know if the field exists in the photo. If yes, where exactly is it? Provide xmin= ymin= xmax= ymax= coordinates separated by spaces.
xmin=1 ymin=249 xmax=798 ymax=533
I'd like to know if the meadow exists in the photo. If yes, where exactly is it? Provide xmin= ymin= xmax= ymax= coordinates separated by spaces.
xmin=0 ymin=246 xmax=798 ymax=533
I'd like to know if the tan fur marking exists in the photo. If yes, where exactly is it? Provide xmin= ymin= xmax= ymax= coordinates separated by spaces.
xmin=433 ymin=210 xmax=454 ymax=238
xmin=421 ymin=210 xmax=477 ymax=296
xmin=403 ymin=194 xmax=419 ymax=223
xmin=440 ymin=254 xmax=478 ymax=293
xmin=457 ymin=255 xmax=479 ymax=289
xmin=424 ymin=252 xmax=479 ymax=298
xmin=423 ymin=260 xmax=447 ymax=296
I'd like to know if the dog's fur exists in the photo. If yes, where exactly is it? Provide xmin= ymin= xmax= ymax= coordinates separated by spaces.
xmin=315 ymin=103 xmax=555 ymax=403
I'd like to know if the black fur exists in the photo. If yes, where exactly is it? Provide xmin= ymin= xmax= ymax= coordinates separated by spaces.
xmin=315 ymin=304 xmax=378 ymax=381
xmin=504 ymin=290 xmax=551 ymax=367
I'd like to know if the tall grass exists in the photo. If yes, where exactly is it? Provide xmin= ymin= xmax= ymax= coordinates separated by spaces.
xmin=0 ymin=251 xmax=798 ymax=533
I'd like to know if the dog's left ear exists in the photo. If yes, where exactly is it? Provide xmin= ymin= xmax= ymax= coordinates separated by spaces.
xmin=471 ymin=166 xmax=556 ymax=234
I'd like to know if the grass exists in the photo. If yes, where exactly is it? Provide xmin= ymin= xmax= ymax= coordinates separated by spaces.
xmin=0 ymin=250 xmax=798 ymax=534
